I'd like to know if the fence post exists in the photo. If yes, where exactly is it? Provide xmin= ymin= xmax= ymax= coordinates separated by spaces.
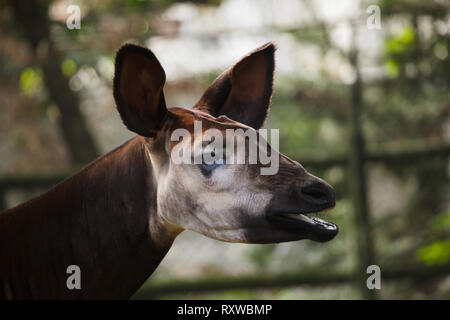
xmin=0 ymin=187 xmax=6 ymax=211
xmin=348 ymin=44 xmax=377 ymax=299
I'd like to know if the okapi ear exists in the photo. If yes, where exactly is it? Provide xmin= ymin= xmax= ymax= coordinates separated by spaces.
xmin=194 ymin=42 xmax=275 ymax=129
xmin=113 ymin=44 xmax=167 ymax=137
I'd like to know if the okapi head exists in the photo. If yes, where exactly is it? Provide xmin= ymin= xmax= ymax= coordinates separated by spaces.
xmin=113 ymin=42 xmax=337 ymax=244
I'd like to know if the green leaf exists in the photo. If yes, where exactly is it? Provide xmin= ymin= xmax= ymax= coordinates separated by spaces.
xmin=61 ymin=59 xmax=77 ymax=77
xmin=384 ymin=59 xmax=400 ymax=77
xmin=417 ymin=240 xmax=450 ymax=266
xmin=19 ymin=67 xmax=43 ymax=96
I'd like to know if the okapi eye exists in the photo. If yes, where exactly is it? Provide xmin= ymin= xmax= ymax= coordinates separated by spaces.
xmin=200 ymin=161 xmax=221 ymax=172
xmin=198 ymin=161 xmax=221 ymax=178
xmin=198 ymin=151 xmax=225 ymax=176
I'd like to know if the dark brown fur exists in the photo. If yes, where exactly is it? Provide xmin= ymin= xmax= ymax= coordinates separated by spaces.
xmin=0 ymin=137 xmax=174 ymax=299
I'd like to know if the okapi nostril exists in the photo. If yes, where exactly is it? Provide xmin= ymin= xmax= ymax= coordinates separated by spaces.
xmin=304 ymin=189 xmax=326 ymax=199
xmin=301 ymin=182 xmax=334 ymax=204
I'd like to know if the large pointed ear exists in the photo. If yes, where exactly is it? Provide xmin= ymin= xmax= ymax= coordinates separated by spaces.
xmin=113 ymin=44 xmax=167 ymax=137
xmin=194 ymin=42 xmax=275 ymax=129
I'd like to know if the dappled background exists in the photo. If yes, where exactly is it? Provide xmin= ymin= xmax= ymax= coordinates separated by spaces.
xmin=0 ymin=0 xmax=449 ymax=299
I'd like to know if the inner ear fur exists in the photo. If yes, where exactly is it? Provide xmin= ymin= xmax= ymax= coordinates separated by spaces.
xmin=113 ymin=44 xmax=167 ymax=137
xmin=194 ymin=42 xmax=275 ymax=129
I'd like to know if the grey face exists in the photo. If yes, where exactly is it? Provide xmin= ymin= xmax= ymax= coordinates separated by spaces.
xmin=150 ymin=109 xmax=337 ymax=244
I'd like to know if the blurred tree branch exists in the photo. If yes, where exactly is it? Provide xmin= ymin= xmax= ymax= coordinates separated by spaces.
xmin=9 ymin=0 xmax=99 ymax=164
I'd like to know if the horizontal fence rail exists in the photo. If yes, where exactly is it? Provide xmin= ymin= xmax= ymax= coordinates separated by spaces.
xmin=133 ymin=263 xmax=450 ymax=298
xmin=0 ymin=143 xmax=449 ymax=192
xmin=298 ymin=143 xmax=450 ymax=169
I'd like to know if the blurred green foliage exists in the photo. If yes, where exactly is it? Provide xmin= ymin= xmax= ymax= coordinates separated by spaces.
xmin=19 ymin=67 xmax=43 ymax=96
xmin=418 ymin=240 xmax=450 ymax=266
xmin=417 ymin=210 xmax=450 ymax=266
xmin=61 ymin=59 xmax=77 ymax=77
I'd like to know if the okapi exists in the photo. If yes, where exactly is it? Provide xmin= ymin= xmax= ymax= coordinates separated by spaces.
xmin=0 ymin=42 xmax=337 ymax=299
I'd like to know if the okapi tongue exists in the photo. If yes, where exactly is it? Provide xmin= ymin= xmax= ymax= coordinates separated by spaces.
xmin=268 ymin=213 xmax=338 ymax=242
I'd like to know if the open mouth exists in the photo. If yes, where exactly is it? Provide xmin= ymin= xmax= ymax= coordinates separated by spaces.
xmin=267 ymin=208 xmax=338 ymax=242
